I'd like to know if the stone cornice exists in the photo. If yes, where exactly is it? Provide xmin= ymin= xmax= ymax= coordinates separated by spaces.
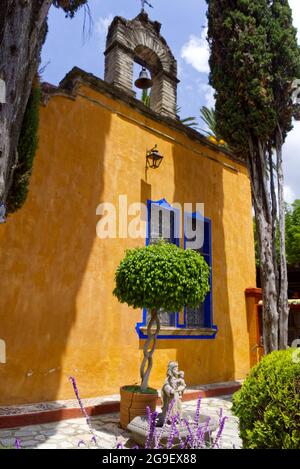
xmin=43 ymin=67 xmax=246 ymax=168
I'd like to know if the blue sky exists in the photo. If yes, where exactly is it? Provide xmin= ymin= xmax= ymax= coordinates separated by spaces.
xmin=42 ymin=0 xmax=300 ymax=201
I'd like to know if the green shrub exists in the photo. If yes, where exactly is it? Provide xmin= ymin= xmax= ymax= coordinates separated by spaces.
xmin=113 ymin=241 xmax=210 ymax=311
xmin=232 ymin=349 xmax=300 ymax=449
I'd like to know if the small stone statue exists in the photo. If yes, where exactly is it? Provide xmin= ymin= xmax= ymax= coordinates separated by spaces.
xmin=161 ymin=361 xmax=187 ymax=422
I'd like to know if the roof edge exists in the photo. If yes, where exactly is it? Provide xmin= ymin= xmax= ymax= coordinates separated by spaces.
xmin=42 ymin=67 xmax=246 ymax=168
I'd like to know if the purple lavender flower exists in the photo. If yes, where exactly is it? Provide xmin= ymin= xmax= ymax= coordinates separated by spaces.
xmin=182 ymin=417 xmax=195 ymax=448
xmin=78 ymin=440 xmax=86 ymax=447
xmin=212 ymin=409 xmax=227 ymax=449
xmin=116 ymin=393 xmax=229 ymax=450
xmin=166 ymin=414 xmax=180 ymax=449
xmin=194 ymin=397 xmax=202 ymax=428
xmin=196 ymin=414 xmax=211 ymax=448
xmin=155 ymin=398 xmax=175 ymax=445
xmin=15 ymin=438 xmax=21 ymax=449
xmin=151 ymin=400 xmax=227 ymax=449
xmin=116 ymin=441 xmax=140 ymax=450
xmin=91 ymin=435 xmax=97 ymax=446
xmin=69 ymin=376 xmax=98 ymax=447
xmin=145 ymin=405 xmax=158 ymax=449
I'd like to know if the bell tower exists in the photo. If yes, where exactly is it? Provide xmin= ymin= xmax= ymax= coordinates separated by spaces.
xmin=104 ymin=12 xmax=179 ymax=119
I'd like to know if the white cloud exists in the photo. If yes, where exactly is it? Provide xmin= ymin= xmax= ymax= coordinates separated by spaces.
xmin=283 ymin=121 xmax=300 ymax=201
xmin=181 ymin=28 xmax=209 ymax=74
xmin=198 ymin=82 xmax=215 ymax=108
xmin=284 ymin=185 xmax=296 ymax=204
xmin=289 ymin=0 xmax=300 ymax=42
xmin=177 ymin=61 xmax=184 ymax=80
xmin=95 ymin=14 xmax=113 ymax=36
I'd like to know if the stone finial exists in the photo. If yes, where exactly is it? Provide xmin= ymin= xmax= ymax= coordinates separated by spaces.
xmin=104 ymin=13 xmax=179 ymax=118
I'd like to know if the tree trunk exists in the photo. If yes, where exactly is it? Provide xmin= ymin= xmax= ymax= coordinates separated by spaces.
xmin=268 ymin=146 xmax=279 ymax=292
xmin=276 ymin=127 xmax=289 ymax=349
xmin=248 ymin=136 xmax=279 ymax=353
xmin=140 ymin=308 xmax=160 ymax=392
xmin=0 ymin=0 xmax=51 ymax=206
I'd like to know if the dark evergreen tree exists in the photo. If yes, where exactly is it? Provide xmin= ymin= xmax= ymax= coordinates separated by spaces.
xmin=270 ymin=0 xmax=300 ymax=348
xmin=207 ymin=0 xmax=300 ymax=352
xmin=0 ymin=1 xmax=88 ymax=214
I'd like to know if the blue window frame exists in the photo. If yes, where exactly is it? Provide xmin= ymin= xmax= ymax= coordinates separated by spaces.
xmin=146 ymin=198 xmax=180 ymax=247
xmin=136 ymin=199 xmax=217 ymax=339
xmin=145 ymin=198 xmax=179 ymax=327
xmin=184 ymin=212 xmax=213 ymax=330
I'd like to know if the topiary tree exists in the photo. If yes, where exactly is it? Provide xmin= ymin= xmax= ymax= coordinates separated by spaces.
xmin=232 ymin=349 xmax=300 ymax=448
xmin=113 ymin=242 xmax=210 ymax=391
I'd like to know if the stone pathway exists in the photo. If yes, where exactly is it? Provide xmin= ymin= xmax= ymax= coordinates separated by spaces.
xmin=0 ymin=381 xmax=241 ymax=417
xmin=0 ymin=395 xmax=242 ymax=449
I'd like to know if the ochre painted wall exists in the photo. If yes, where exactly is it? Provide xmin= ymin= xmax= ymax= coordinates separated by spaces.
xmin=0 ymin=82 xmax=256 ymax=405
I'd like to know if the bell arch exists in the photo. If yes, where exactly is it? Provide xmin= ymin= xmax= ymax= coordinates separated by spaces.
xmin=104 ymin=12 xmax=179 ymax=118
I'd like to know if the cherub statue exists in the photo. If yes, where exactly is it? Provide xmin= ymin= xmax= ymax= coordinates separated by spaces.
xmin=161 ymin=361 xmax=186 ymax=422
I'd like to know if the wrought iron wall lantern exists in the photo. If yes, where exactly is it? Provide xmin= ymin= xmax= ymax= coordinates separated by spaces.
xmin=146 ymin=145 xmax=164 ymax=169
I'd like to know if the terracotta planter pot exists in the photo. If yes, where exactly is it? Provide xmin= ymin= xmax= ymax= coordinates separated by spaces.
xmin=120 ymin=386 xmax=158 ymax=430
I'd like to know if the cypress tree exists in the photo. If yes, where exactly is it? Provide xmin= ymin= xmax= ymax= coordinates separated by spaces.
xmin=207 ymin=0 xmax=300 ymax=352
xmin=270 ymin=0 xmax=300 ymax=348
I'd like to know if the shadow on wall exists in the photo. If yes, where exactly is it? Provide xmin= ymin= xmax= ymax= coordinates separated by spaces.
xmin=0 ymin=94 xmax=112 ymax=405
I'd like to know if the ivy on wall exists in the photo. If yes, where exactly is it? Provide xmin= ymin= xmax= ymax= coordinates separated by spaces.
xmin=6 ymin=83 xmax=40 ymax=214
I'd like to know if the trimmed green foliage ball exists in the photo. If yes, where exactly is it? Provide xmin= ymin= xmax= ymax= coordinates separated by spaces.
xmin=113 ymin=242 xmax=210 ymax=312
xmin=232 ymin=349 xmax=300 ymax=449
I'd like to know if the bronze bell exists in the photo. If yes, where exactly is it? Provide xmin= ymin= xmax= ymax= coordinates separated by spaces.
xmin=134 ymin=67 xmax=153 ymax=90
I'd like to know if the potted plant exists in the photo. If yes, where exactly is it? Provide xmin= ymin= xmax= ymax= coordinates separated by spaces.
xmin=113 ymin=241 xmax=210 ymax=428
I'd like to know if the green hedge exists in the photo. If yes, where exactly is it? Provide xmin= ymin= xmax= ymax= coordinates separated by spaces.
xmin=232 ymin=349 xmax=300 ymax=449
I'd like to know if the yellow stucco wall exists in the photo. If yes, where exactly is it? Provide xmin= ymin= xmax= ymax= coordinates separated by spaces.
xmin=0 ymin=81 xmax=256 ymax=405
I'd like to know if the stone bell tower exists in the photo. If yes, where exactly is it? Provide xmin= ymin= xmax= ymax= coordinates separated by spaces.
xmin=104 ymin=12 xmax=179 ymax=119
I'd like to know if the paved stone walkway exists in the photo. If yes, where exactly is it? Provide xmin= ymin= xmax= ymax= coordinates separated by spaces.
xmin=0 ymin=395 xmax=242 ymax=449
xmin=0 ymin=381 xmax=241 ymax=417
